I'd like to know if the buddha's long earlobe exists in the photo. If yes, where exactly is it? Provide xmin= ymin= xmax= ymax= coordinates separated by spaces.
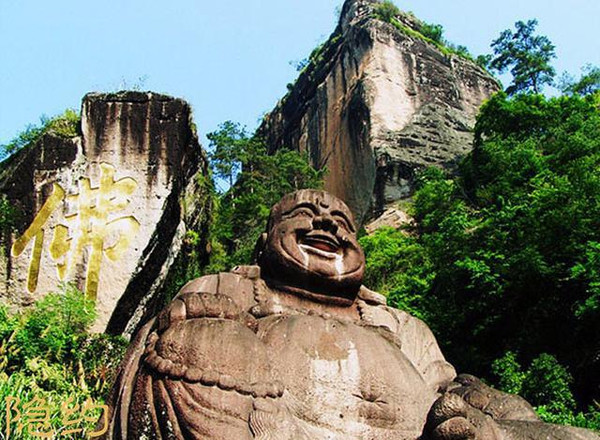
xmin=252 ymin=232 xmax=268 ymax=263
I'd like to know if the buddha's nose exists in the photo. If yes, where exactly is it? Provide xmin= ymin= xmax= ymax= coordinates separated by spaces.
xmin=313 ymin=214 xmax=338 ymax=234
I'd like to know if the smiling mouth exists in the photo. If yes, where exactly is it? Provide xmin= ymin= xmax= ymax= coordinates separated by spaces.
xmin=300 ymin=232 xmax=341 ymax=254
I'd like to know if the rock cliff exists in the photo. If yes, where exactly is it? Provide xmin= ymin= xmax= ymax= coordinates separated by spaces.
xmin=0 ymin=92 xmax=211 ymax=335
xmin=259 ymin=0 xmax=499 ymax=222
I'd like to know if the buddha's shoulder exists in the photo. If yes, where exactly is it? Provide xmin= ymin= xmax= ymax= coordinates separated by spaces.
xmin=357 ymin=286 xmax=456 ymax=389
xmin=173 ymin=265 xmax=261 ymax=312
xmin=357 ymin=286 xmax=427 ymax=333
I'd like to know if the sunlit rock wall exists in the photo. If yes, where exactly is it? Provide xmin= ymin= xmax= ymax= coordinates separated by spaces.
xmin=0 ymin=92 xmax=211 ymax=334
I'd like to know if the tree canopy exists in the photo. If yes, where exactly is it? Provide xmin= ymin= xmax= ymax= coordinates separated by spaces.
xmin=490 ymin=19 xmax=556 ymax=94
xmin=560 ymin=64 xmax=600 ymax=97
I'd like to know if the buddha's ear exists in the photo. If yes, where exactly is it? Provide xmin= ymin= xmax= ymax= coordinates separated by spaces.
xmin=252 ymin=232 xmax=268 ymax=263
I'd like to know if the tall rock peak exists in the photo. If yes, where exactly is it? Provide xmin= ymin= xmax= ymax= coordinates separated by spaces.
xmin=259 ymin=0 xmax=500 ymax=223
xmin=339 ymin=0 xmax=377 ymax=31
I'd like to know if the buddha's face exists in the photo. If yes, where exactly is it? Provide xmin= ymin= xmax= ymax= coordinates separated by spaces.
xmin=258 ymin=190 xmax=365 ymax=303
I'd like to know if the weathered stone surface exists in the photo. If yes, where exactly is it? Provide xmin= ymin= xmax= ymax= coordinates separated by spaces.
xmin=364 ymin=206 xmax=413 ymax=234
xmin=258 ymin=0 xmax=500 ymax=222
xmin=0 ymin=91 xmax=211 ymax=334
xmin=102 ymin=190 xmax=599 ymax=439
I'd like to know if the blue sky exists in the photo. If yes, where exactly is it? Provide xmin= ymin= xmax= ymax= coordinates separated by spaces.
xmin=1 ymin=0 xmax=599 ymax=148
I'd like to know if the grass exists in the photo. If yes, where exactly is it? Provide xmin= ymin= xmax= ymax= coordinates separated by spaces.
xmin=0 ymin=285 xmax=128 ymax=439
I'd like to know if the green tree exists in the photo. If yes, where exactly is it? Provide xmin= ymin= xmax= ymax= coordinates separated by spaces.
xmin=359 ymin=227 xmax=433 ymax=319
xmin=570 ymin=241 xmax=600 ymax=318
xmin=491 ymin=351 xmax=600 ymax=429
xmin=418 ymin=22 xmax=444 ymax=43
xmin=491 ymin=351 xmax=526 ymax=395
xmin=207 ymin=121 xmax=247 ymax=190
xmin=490 ymin=19 xmax=556 ymax=94
xmin=560 ymin=64 xmax=600 ymax=96
xmin=476 ymin=54 xmax=492 ymax=69
xmin=373 ymin=0 xmax=400 ymax=23
xmin=521 ymin=354 xmax=576 ymax=413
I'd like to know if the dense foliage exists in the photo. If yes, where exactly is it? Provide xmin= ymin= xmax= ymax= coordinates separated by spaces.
xmin=492 ymin=352 xmax=600 ymax=428
xmin=0 ymin=285 xmax=128 ymax=438
xmin=362 ymin=91 xmax=600 ymax=428
xmin=359 ymin=227 xmax=433 ymax=320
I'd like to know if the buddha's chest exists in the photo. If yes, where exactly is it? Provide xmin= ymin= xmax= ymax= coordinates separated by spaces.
xmin=256 ymin=315 xmax=437 ymax=438
xmin=152 ymin=310 xmax=437 ymax=439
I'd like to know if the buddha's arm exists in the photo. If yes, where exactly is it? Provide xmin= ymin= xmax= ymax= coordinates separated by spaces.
xmin=102 ymin=274 xmax=265 ymax=439
xmin=358 ymin=287 xmax=456 ymax=391
xmin=388 ymin=307 xmax=456 ymax=391
xmin=424 ymin=391 xmax=600 ymax=440
xmin=355 ymin=294 xmax=599 ymax=439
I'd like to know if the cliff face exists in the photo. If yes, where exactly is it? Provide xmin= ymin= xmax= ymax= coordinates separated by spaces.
xmin=259 ymin=0 xmax=499 ymax=222
xmin=0 ymin=92 xmax=211 ymax=335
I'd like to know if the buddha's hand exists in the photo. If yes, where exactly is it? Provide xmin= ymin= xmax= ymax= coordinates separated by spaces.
xmin=156 ymin=291 xmax=258 ymax=333
xmin=448 ymin=374 xmax=539 ymax=422
xmin=423 ymin=392 xmax=504 ymax=440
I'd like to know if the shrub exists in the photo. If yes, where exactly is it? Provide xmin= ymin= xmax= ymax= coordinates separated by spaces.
xmin=491 ymin=351 xmax=525 ymax=395
xmin=374 ymin=0 xmax=400 ymax=23
xmin=1 ymin=109 xmax=80 ymax=158
xmin=491 ymin=351 xmax=600 ymax=430
xmin=521 ymin=353 xmax=576 ymax=413
xmin=0 ymin=285 xmax=127 ymax=439
xmin=0 ymin=195 xmax=18 ymax=235
xmin=418 ymin=22 xmax=444 ymax=43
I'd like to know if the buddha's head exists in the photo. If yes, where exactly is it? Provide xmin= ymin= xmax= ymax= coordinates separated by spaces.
xmin=256 ymin=190 xmax=365 ymax=305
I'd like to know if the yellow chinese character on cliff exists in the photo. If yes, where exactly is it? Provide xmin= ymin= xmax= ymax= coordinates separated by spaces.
xmin=11 ymin=163 xmax=140 ymax=300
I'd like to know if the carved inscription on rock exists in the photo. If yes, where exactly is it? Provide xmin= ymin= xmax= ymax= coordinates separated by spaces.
xmin=11 ymin=163 xmax=140 ymax=300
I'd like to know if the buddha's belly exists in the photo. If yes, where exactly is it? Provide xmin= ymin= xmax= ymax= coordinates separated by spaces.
xmin=257 ymin=314 xmax=438 ymax=439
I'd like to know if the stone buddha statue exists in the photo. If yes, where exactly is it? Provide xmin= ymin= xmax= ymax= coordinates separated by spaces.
xmin=102 ymin=190 xmax=599 ymax=440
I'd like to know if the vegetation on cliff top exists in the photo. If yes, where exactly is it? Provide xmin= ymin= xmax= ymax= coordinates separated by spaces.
xmin=373 ymin=0 xmax=484 ymax=65
xmin=0 ymin=109 xmax=80 ymax=160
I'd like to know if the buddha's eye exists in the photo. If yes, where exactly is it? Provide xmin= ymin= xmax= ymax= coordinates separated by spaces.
xmin=331 ymin=210 xmax=354 ymax=233
xmin=291 ymin=207 xmax=314 ymax=218
xmin=334 ymin=215 xmax=350 ymax=231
